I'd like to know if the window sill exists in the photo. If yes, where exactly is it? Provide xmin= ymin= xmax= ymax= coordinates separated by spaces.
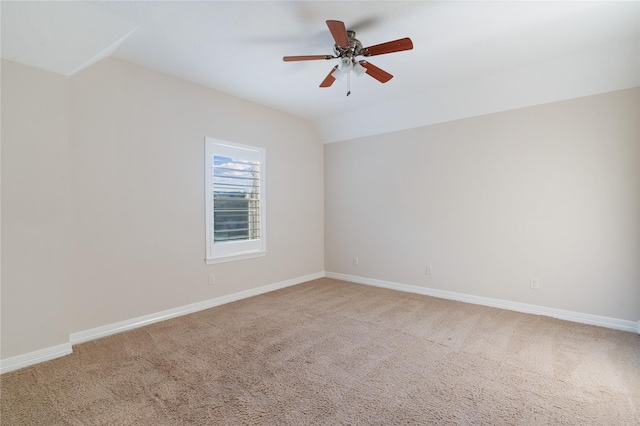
xmin=205 ymin=251 xmax=266 ymax=265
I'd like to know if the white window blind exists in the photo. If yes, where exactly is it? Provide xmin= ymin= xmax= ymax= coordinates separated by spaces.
xmin=205 ymin=138 xmax=266 ymax=264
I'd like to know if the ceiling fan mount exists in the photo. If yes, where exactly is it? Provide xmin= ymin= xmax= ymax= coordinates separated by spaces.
xmin=283 ymin=20 xmax=413 ymax=92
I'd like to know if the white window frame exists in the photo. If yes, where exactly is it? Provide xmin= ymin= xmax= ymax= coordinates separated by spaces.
xmin=205 ymin=137 xmax=266 ymax=264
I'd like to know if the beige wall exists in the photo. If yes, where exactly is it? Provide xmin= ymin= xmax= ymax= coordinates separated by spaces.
xmin=1 ymin=57 xmax=324 ymax=360
xmin=2 ymin=54 xmax=637 ymax=364
xmin=1 ymin=60 xmax=70 ymax=358
xmin=68 ymin=58 xmax=324 ymax=332
xmin=325 ymin=88 xmax=640 ymax=321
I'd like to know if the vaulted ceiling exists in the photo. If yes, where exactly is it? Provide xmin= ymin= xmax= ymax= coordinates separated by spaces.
xmin=2 ymin=1 xmax=638 ymax=142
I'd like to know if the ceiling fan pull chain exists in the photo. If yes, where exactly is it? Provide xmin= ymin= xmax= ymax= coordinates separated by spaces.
xmin=346 ymin=71 xmax=351 ymax=96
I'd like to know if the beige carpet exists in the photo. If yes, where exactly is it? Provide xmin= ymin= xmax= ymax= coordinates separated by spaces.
xmin=2 ymin=278 xmax=639 ymax=425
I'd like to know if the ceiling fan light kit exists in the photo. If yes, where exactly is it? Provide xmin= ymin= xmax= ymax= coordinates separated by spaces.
xmin=283 ymin=20 xmax=413 ymax=96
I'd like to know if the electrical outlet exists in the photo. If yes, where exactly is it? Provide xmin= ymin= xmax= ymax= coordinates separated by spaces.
xmin=208 ymin=273 xmax=215 ymax=285
xmin=353 ymin=257 xmax=359 ymax=266
xmin=530 ymin=278 xmax=539 ymax=290
xmin=426 ymin=266 xmax=433 ymax=275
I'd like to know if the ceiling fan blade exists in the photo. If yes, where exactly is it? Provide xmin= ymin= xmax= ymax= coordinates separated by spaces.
xmin=283 ymin=55 xmax=334 ymax=62
xmin=359 ymin=61 xmax=393 ymax=83
xmin=362 ymin=37 xmax=413 ymax=57
xmin=326 ymin=20 xmax=350 ymax=49
xmin=320 ymin=66 xmax=339 ymax=88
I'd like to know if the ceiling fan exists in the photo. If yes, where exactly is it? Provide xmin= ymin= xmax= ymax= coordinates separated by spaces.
xmin=283 ymin=20 xmax=413 ymax=95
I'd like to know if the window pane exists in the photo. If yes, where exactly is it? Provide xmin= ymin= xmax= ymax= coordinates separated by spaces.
xmin=213 ymin=155 xmax=260 ymax=243
xmin=205 ymin=138 xmax=266 ymax=264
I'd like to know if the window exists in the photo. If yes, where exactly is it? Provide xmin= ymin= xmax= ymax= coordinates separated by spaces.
xmin=205 ymin=138 xmax=266 ymax=264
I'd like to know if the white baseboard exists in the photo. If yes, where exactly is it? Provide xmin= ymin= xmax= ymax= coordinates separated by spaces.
xmin=325 ymin=272 xmax=639 ymax=333
xmin=70 ymin=271 xmax=325 ymax=345
xmin=3 ymin=271 xmax=634 ymax=374
xmin=0 ymin=343 xmax=72 ymax=374
xmin=1 ymin=271 xmax=324 ymax=374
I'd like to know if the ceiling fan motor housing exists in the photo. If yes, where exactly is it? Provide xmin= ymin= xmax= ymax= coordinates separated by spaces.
xmin=333 ymin=31 xmax=363 ymax=62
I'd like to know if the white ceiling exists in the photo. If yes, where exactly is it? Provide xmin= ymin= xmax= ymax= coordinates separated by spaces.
xmin=2 ymin=1 xmax=639 ymax=142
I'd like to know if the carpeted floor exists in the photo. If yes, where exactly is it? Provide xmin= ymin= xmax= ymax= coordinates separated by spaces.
xmin=2 ymin=278 xmax=639 ymax=425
